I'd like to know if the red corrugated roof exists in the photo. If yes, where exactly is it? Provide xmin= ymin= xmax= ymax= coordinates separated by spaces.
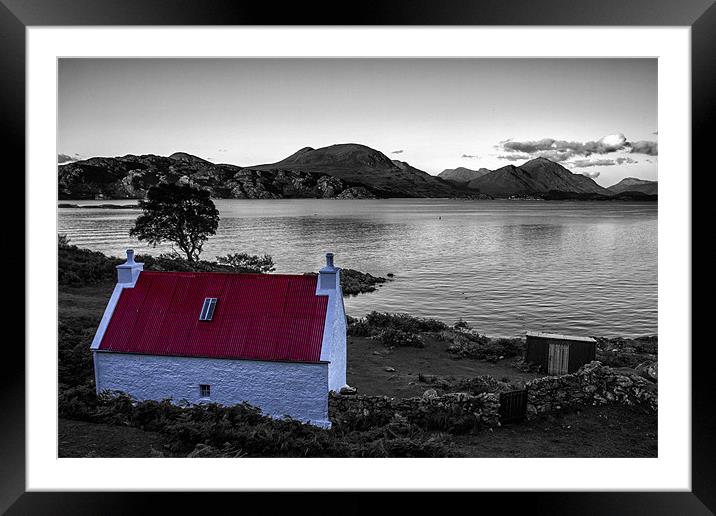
xmin=99 ymin=271 xmax=329 ymax=362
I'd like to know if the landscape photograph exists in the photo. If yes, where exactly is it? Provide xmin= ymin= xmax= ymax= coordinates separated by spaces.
xmin=57 ymin=58 xmax=658 ymax=458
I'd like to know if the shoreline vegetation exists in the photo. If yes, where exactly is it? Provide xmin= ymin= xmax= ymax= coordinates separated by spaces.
xmin=58 ymin=203 xmax=140 ymax=209
xmin=59 ymin=238 xmax=391 ymax=297
xmin=59 ymin=241 xmax=657 ymax=457
xmin=57 ymin=190 xmax=657 ymax=210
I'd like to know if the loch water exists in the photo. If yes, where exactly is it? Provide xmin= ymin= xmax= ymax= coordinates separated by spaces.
xmin=58 ymin=199 xmax=657 ymax=337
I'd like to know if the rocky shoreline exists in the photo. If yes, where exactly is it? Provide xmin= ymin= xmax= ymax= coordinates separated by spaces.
xmin=58 ymin=203 xmax=140 ymax=209
xmin=348 ymin=312 xmax=657 ymax=376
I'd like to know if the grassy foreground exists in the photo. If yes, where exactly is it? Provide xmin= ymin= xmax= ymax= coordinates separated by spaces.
xmin=59 ymin=402 xmax=656 ymax=458
xmin=58 ymin=244 xmax=657 ymax=458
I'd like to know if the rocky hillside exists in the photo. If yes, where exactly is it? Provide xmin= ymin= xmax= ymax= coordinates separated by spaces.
xmin=438 ymin=167 xmax=492 ymax=185
xmin=58 ymin=153 xmax=376 ymax=200
xmin=607 ymin=177 xmax=658 ymax=195
xmin=466 ymin=157 xmax=613 ymax=197
xmin=58 ymin=147 xmax=648 ymax=201
xmin=250 ymin=143 xmax=462 ymax=198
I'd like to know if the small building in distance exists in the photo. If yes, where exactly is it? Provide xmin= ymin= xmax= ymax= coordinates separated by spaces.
xmin=90 ymin=250 xmax=347 ymax=428
xmin=525 ymin=331 xmax=596 ymax=376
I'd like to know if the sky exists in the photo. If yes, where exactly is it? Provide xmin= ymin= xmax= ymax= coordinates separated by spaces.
xmin=58 ymin=58 xmax=657 ymax=187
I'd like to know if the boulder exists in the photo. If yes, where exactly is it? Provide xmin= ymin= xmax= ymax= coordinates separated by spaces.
xmin=422 ymin=389 xmax=439 ymax=400
xmin=339 ymin=385 xmax=358 ymax=395
xmin=635 ymin=361 xmax=658 ymax=382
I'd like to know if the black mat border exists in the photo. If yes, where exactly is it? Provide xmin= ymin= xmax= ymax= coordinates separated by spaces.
xmin=4 ymin=1 xmax=712 ymax=513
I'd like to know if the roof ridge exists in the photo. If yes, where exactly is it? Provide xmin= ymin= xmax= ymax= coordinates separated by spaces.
xmin=140 ymin=270 xmax=313 ymax=279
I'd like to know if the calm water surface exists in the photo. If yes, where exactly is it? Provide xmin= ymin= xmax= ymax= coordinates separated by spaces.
xmin=58 ymin=199 xmax=657 ymax=337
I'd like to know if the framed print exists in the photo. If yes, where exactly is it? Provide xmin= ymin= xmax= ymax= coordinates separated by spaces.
xmin=5 ymin=0 xmax=713 ymax=513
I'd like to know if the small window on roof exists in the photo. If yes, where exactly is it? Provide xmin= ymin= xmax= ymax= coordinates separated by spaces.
xmin=199 ymin=298 xmax=218 ymax=321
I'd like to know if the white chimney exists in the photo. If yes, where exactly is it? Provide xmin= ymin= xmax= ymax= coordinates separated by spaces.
xmin=116 ymin=249 xmax=144 ymax=284
xmin=318 ymin=252 xmax=340 ymax=290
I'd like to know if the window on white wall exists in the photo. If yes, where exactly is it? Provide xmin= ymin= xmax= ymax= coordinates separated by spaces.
xmin=199 ymin=384 xmax=211 ymax=398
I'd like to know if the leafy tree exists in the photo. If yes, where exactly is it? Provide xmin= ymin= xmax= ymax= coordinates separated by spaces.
xmin=130 ymin=183 xmax=219 ymax=262
xmin=216 ymin=253 xmax=275 ymax=273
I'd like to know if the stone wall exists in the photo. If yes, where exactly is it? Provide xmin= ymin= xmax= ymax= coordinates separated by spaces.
xmin=332 ymin=361 xmax=656 ymax=432
xmin=329 ymin=391 xmax=500 ymax=433
xmin=525 ymin=361 xmax=657 ymax=419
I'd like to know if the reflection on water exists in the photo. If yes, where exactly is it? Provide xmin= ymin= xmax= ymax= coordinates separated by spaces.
xmin=58 ymin=199 xmax=657 ymax=337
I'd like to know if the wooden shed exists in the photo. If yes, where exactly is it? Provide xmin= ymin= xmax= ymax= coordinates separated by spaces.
xmin=525 ymin=332 xmax=597 ymax=376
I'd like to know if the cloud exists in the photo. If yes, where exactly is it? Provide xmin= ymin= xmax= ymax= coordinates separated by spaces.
xmin=501 ymin=134 xmax=628 ymax=159
xmin=497 ymin=133 xmax=657 ymax=162
xmin=218 ymin=148 xmax=229 ymax=153
xmin=580 ymin=171 xmax=600 ymax=178
xmin=628 ymin=140 xmax=658 ymax=156
xmin=497 ymin=153 xmax=531 ymax=161
xmin=568 ymin=157 xmax=637 ymax=168
xmin=569 ymin=159 xmax=614 ymax=168
xmin=461 ymin=154 xmax=479 ymax=159
xmin=391 ymin=149 xmax=404 ymax=154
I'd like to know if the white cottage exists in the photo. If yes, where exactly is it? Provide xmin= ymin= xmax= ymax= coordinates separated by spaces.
xmin=91 ymin=250 xmax=347 ymax=428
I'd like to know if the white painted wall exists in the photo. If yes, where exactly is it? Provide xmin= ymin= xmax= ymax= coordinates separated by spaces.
xmin=317 ymin=266 xmax=347 ymax=392
xmin=94 ymin=352 xmax=331 ymax=428
xmin=327 ymin=292 xmax=347 ymax=392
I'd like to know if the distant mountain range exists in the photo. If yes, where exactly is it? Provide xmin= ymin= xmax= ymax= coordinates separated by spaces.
xmin=438 ymin=167 xmax=492 ymax=184
xmin=249 ymin=144 xmax=460 ymax=198
xmin=57 ymin=143 xmax=656 ymax=201
xmin=607 ymin=177 xmax=658 ymax=196
xmin=464 ymin=158 xmax=614 ymax=196
xmin=439 ymin=158 xmax=657 ymax=200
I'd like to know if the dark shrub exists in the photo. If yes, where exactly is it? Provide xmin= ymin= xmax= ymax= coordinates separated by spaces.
xmin=58 ymin=316 xmax=98 ymax=385
xmin=346 ymin=316 xmax=374 ymax=337
xmin=447 ymin=333 xmax=525 ymax=362
xmin=58 ymin=242 xmax=122 ymax=286
xmin=595 ymin=336 xmax=658 ymax=368
xmin=93 ymin=391 xmax=136 ymax=425
xmin=347 ymin=312 xmax=447 ymax=338
xmin=447 ymin=375 xmax=507 ymax=395
xmin=453 ymin=318 xmax=471 ymax=330
xmin=63 ymin=391 xmax=460 ymax=457
xmin=138 ymin=252 xmax=274 ymax=275
xmin=216 ymin=253 xmax=275 ymax=273
xmin=58 ymin=383 xmax=98 ymax=420
xmin=377 ymin=328 xmax=424 ymax=348
xmin=357 ymin=433 xmax=458 ymax=458
xmin=339 ymin=269 xmax=387 ymax=296
xmin=364 ymin=311 xmax=448 ymax=333
xmin=130 ymin=399 xmax=184 ymax=432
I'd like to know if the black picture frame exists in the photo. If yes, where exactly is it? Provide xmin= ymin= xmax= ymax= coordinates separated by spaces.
xmin=4 ymin=0 xmax=712 ymax=513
